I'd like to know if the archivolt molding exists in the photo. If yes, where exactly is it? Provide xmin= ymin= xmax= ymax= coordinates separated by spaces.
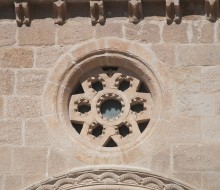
xmin=25 ymin=166 xmax=197 ymax=190
xmin=0 ymin=0 xmax=219 ymax=25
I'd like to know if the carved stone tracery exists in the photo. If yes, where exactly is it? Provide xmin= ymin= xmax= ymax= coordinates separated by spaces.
xmin=69 ymin=70 xmax=152 ymax=147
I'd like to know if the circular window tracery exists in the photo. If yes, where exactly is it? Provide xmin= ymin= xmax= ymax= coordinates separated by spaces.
xmin=69 ymin=67 xmax=153 ymax=148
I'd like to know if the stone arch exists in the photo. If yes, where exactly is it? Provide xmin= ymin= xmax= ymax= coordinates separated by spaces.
xmin=25 ymin=166 xmax=198 ymax=190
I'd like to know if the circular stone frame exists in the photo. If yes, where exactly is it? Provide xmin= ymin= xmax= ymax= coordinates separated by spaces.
xmin=43 ymin=39 xmax=166 ymax=161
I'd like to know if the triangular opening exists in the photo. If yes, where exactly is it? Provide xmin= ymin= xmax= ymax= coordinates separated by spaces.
xmin=104 ymin=138 xmax=118 ymax=147
xmin=138 ymin=83 xmax=149 ymax=93
xmin=138 ymin=120 xmax=149 ymax=133
xmin=72 ymin=122 xmax=83 ymax=134
xmin=73 ymin=83 xmax=84 ymax=94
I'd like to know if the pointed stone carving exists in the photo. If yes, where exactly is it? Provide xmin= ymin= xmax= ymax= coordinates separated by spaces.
xmin=53 ymin=0 xmax=67 ymax=25
xmin=90 ymin=0 xmax=105 ymax=24
xmin=166 ymin=0 xmax=181 ymax=24
xmin=205 ymin=0 xmax=218 ymax=21
xmin=14 ymin=0 xmax=30 ymax=26
xmin=128 ymin=0 xmax=143 ymax=23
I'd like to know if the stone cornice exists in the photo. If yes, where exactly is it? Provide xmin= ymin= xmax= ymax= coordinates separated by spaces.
xmin=25 ymin=166 xmax=198 ymax=190
xmin=0 ymin=0 xmax=219 ymax=25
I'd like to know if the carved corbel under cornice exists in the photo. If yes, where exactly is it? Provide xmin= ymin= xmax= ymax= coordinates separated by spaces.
xmin=90 ymin=0 xmax=105 ymax=24
xmin=128 ymin=0 xmax=143 ymax=24
xmin=14 ymin=0 xmax=30 ymax=26
xmin=53 ymin=0 xmax=67 ymax=25
xmin=166 ymin=0 xmax=181 ymax=24
xmin=205 ymin=0 xmax=219 ymax=22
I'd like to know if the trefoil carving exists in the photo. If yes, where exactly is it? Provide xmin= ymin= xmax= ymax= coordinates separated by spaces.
xmin=14 ymin=0 xmax=30 ymax=26
xmin=53 ymin=0 xmax=67 ymax=25
xmin=166 ymin=0 xmax=181 ymax=24
xmin=128 ymin=0 xmax=143 ymax=23
xmin=90 ymin=0 xmax=105 ymax=24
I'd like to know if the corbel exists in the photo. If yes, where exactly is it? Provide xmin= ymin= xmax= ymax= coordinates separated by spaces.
xmin=128 ymin=0 xmax=143 ymax=24
xmin=90 ymin=0 xmax=105 ymax=25
xmin=53 ymin=0 xmax=67 ymax=25
xmin=166 ymin=0 xmax=181 ymax=24
xmin=205 ymin=0 xmax=218 ymax=22
xmin=14 ymin=0 xmax=30 ymax=26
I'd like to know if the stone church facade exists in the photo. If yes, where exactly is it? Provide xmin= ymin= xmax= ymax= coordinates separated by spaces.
xmin=0 ymin=0 xmax=220 ymax=190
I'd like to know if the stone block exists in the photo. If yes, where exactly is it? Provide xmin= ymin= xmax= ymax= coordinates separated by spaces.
xmin=18 ymin=19 xmax=55 ymax=46
xmin=173 ymin=144 xmax=202 ymax=171
xmin=172 ymin=172 xmax=201 ymax=189
xmin=216 ymin=94 xmax=220 ymax=115
xmin=168 ymin=117 xmax=201 ymax=143
xmin=57 ymin=21 xmax=94 ymax=45
xmin=0 ymin=146 xmax=12 ymax=174
xmin=192 ymin=21 xmax=214 ymax=43
xmin=36 ymin=47 xmax=66 ymax=68
xmin=150 ymin=148 xmax=171 ymax=175
xmin=0 ymin=175 xmax=3 ymax=190
xmin=201 ymin=66 xmax=220 ymax=93
xmin=140 ymin=23 xmax=160 ymax=43
xmin=177 ymin=45 xmax=220 ymax=66
xmin=95 ymin=23 xmax=123 ymax=38
xmin=7 ymin=97 xmax=41 ymax=118
xmin=0 ymin=70 xmax=14 ymax=95
xmin=201 ymin=117 xmax=220 ymax=143
xmin=0 ymin=22 xmax=16 ymax=47
xmin=176 ymin=94 xmax=216 ymax=116
xmin=163 ymin=23 xmax=188 ymax=43
xmin=151 ymin=44 xmax=175 ymax=65
xmin=16 ymin=70 xmax=48 ymax=96
xmin=0 ymin=97 xmax=3 ymax=117
xmin=173 ymin=144 xmax=220 ymax=171
xmin=23 ymin=173 xmax=45 ymax=188
xmin=124 ymin=23 xmax=142 ymax=40
xmin=202 ymin=172 xmax=220 ymax=190
xmin=13 ymin=147 xmax=47 ymax=173
xmin=0 ymin=120 xmax=22 ymax=145
xmin=25 ymin=119 xmax=51 ymax=146
xmin=4 ymin=175 xmax=23 ymax=190
xmin=0 ymin=48 xmax=33 ymax=68
xmin=170 ymin=66 xmax=201 ymax=93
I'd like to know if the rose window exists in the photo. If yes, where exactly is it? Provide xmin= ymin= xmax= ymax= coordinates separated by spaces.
xmin=69 ymin=68 xmax=153 ymax=147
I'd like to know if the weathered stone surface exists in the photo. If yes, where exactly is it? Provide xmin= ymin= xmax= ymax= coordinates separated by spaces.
xmin=151 ymin=44 xmax=175 ymax=65
xmin=95 ymin=22 xmax=123 ymax=38
xmin=13 ymin=147 xmax=47 ymax=173
xmin=124 ymin=23 xmax=142 ymax=40
xmin=202 ymin=172 xmax=220 ymax=190
xmin=0 ymin=70 xmax=14 ymax=95
xmin=23 ymin=173 xmax=45 ymax=189
xmin=192 ymin=22 xmax=214 ymax=43
xmin=173 ymin=144 xmax=220 ymax=171
xmin=177 ymin=45 xmax=220 ymax=66
xmin=7 ymin=97 xmax=41 ymax=118
xmin=201 ymin=66 xmax=220 ymax=93
xmin=168 ymin=117 xmax=201 ymax=143
xmin=0 ymin=97 xmax=3 ymax=117
xmin=150 ymin=148 xmax=171 ymax=175
xmin=173 ymin=172 xmax=201 ymax=189
xmin=0 ymin=48 xmax=33 ymax=68
xmin=25 ymin=119 xmax=51 ymax=146
xmin=4 ymin=175 xmax=23 ymax=190
xmin=57 ymin=22 xmax=94 ymax=45
xmin=170 ymin=66 xmax=201 ymax=93
xmin=36 ymin=47 xmax=66 ymax=68
xmin=16 ymin=70 xmax=48 ymax=96
xmin=140 ymin=23 xmax=160 ymax=43
xmin=176 ymin=94 xmax=216 ymax=116
xmin=163 ymin=23 xmax=188 ymax=43
xmin=0 ymin=23 xmax=16 ymax=47
xmin=0 ymin=175 xmax=3 ymax=190
xmin=0 ymin=146 xmax=12 ymax=173
xmin=201 ymin=117 xmax=220 ymax=143
xmin=18 ymin=19 xmax=55 ymax=46
xmin=0 ymin=120 xmax=22 ymax=145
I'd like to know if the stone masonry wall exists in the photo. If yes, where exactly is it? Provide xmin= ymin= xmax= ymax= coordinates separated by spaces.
xmin=0 ymin=12 xmax=220 ymax=190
